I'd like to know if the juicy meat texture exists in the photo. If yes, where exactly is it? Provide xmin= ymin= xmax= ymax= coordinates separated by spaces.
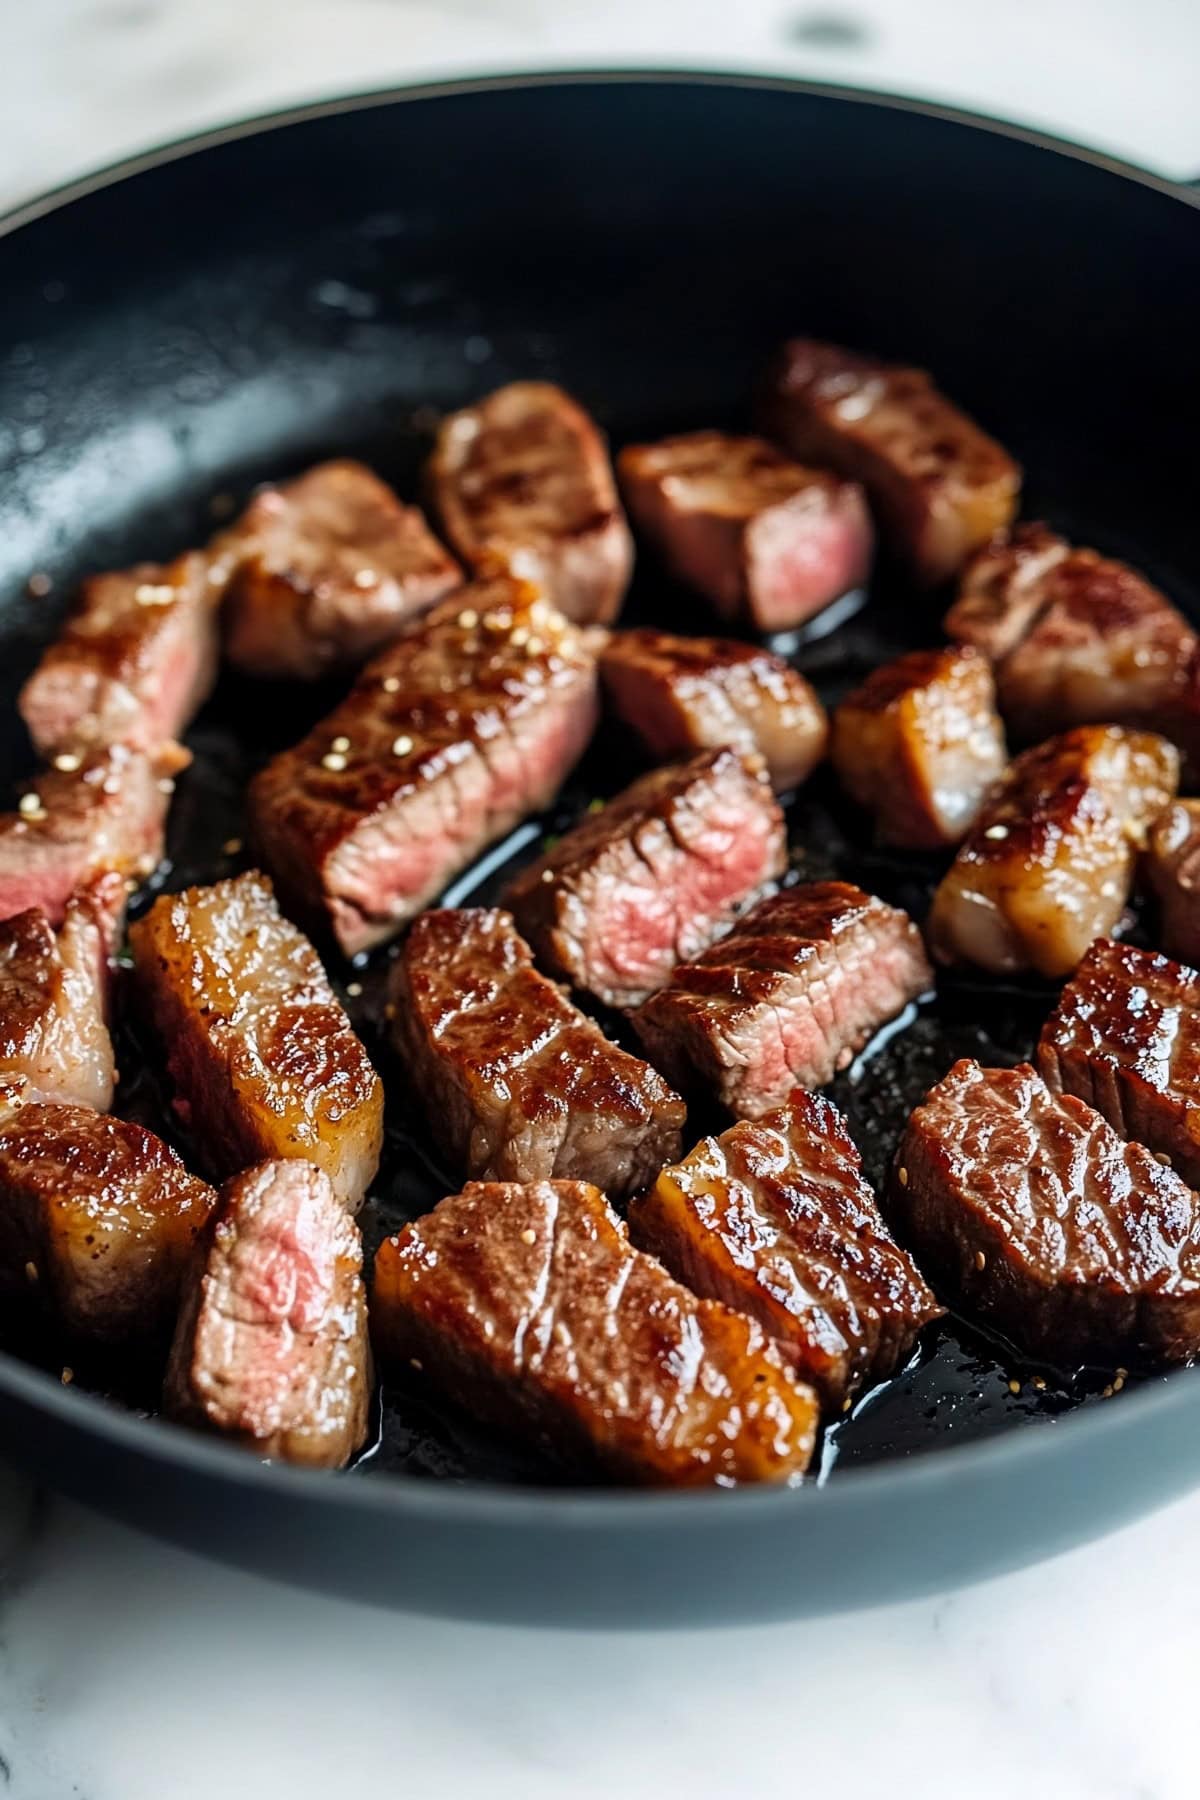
xmin=891 ymin=1059 xmax=1200 ymax=1364
xmin=927 ymin=726 xmax=1179 ymax=979
xmin=427 ymin=382 xmax=633 ymax=625
xmin=617 ymin=430 xmax=873 ymax=631
xmin=1038 ymin=937 xmax=1200 ymax=1192
xmin=213 ymin=460 xmax=461 ymax=679
xmin=503 ymin=747 xmax=786 ymax=1008
xmin=19 ymin=551 xmax=219 ymax=756
xmin=761 ymin=338 xmax=1020 ymax=585
xmin=946 ymin=523 xmax=1199 ymax=745
xmin=628 ymin=1089 xmax=942 ymax=1411
xmin=599 ymin=626 xmax=828 ymax=792
xmin=633 ymin=881 xmax=933 ymax=1120
xmin=389 ymin=908 xmax=685 ymax=1198
xmin=0 ymin=1102 xmax=215 ymax=1344
xmin=130 ymin=871 xmax=383 ymax=1213
xmin=165 ymin=1159 xmax=370 ymax=1468
xmin=248 ymin=578 xmax=599 ymax=956
xmin=1147 ymin=799 xmax=1200 ymax=967
xmin=831 ymin=645 xmax=1008 ymax=848
xmin=372 ymin=1179 xmax=818 ymax=1486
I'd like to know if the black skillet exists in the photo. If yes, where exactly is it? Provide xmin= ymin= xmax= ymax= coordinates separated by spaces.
xmin=1 ymin=73 xmax=1199 ymax=1627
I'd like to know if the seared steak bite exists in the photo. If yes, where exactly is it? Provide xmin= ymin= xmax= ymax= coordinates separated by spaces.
xmin=891 ymin=1059 xmax=1200 ymax=1365
xmin=0 ymin=1103 xmax=215 ymax=1344
xmin=761 ymin=338 xmax=1020 ymax=584
xmin=504 ymin=748 xmax=786 ymax=1009
xmin=599 ymin=626 xmax=828 ymax=792
xmin=831 ymin=645 xmax=1007 ymax=849
xmin=130 ymin=871 xmax=383 ymax=1213
xmin=389 ymin=908 xmax=684 ymax=1198
xmin=165 ymin=1158 xmax=370 ymax=1468
xmin=617 ymin=430 xmax=872 ymax=631
xmin=633 ymin=881 xmax=932 ymax=1119
xmin=927 ymin=726 xmax=1179 ymax=979
xmin=19 ymin=552 xmax=219 ymax=757
xmin=1147 ymin=799 xmax=1200 ymax=966
xmin=1038 ymin=937 xmax=1200 ymax=1191
xmin=629 ymin=1089 xmax=942 ymax=1410
xmin=427 ymin=382 xmax=633 ymax=624
xmin=248 ymin=577 xmax=599 ymax=956
xmin=214 ymin=460 xmax=461 ymax=679
xmin=372 ymin=1179 xmax=818 ymax=1485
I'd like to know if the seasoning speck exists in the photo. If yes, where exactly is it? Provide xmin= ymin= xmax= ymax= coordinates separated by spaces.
xmin=391 ymin=735 xmax=414 ymax=757
xmin=222 ymin=837 xmax=243 ymax=856
xmin=321 ymin=752 xmax=348 ymax=772
xmin=1032 ymin=1376 xmax=1047 ymax=1391
xmin=457 ymin=608 xmax=478 ymax=630
xmin=27 ymin=571 xmax=52 ymax=598
xmin=52 ymin=752 xmax=81 ymax=772
xmin=158 ymin=777 xmax=175 ymax=795
xmin=61 ymin=1366 xmax=74 ymax=1386
xmin=331 ymin=735 xmax=351 ymax=753
xmin=984 ymin=824 xmax=1009 ymax=841
xmin=410 ymin=1357 xmax=423 ymax=1372
xmin=18 ymin=793 xmax=46 ymax=820
xmin=1008 ymin=1379 xmax=1021 ymax=1395
xmin=134 ymin=582 xmax=176 ymax=606
xmin=382 ymin=676 xmax=401 ymax=693
xmin=345 ymin=981 xmax=362 ymax=998
xmin=24 ymin=1261 xmax=38 ymax=1284
xmin=353 ymin=568 xmax=377 ymax=589
xmin=520 ymin=1228 xmax=537 ymax=1246
xmin=974 ymin=1250 xmax=986 ymax=1271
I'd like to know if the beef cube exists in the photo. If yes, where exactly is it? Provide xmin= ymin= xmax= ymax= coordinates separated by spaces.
xmin=0 ymin=1102 xmax=215 ymax=1344
xmin=426 ymin=382 xmax=633 ymax=624
xmin=1147 ymin=799 xmax=1200 ymax=966
xmin=617 ymin=430 xmax=872 ymax=631
xmin=130 ymin=871 xmax=382 ymax=1213
xmin=388 ymin=908 xmax=684 ymax=1198
xmin=761 ymin=339 xmax=1020 ymax=584
xmin=633 ymin=881 xmax=932 ymax=1119
xmin=372 ymin=1178 xmax=818 ymax=1485
xmin=504 ymin=747 xmax=786 ymax=1008
xmin=927 ymin=725 xmax=1179 ymax=978
xmin=599 ymin=626 xmax=828 ymax=792
xmin=248 ymin=577 xmax=599 ymax=956
xmin=629 ymin=1088 xmax=942 ymax=1410
xmin=213 ymin=460 xmax=461 ymax=679
xmin=891 ymin=1059 xmax=1200 ymax=1364
xmin=165 ymin=1158 xmax=370 ymax=1468
xmin=831 ymin=645 xmax=1007 ymax=848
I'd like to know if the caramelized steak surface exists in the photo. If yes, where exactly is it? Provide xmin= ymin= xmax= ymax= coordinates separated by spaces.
xmin=0 ymin=874 xmax=122 ymax=1115
xmin=1146 ymin=799 xmax=1200 ymax=968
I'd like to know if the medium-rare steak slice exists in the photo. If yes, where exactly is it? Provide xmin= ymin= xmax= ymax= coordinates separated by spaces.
xmin=372 ymin=1178 xmax=818 ymax=1485
xmin=1038 ymin=937 xmax=1200 ymax=1191
xmin=426 ymin=382 xmax=633 ymax=624
xmin=130 ymin=871 xmax=383 ymax=1213
xmin=389 ymin=908 xmax=684 ymax=1198
xmin=761 ymin=338 xmax=1020 ymax=584
xmin=0 ymin=1102 xmax=215 ymax=1344
xmin=503 ymin=748 xmax=786 ymax=1008
xmin=831 ymin=645 xmax=1007 ymax=848
xmin=629 ymin=1089 xmax=942 ymax=1411
xmin=633 ymin=881 xmax=932 ymax=1119
xmin=248 ymin=577 xmax=599 ymax=955
xmin=213 ymin=459 xmax=461 ymax=679
xmin=927 ymin=725 xmax=1179 ymax=978
xmin=616 ymin=430 xmax=872 ymax=631
xmin=599 ymin=626 xmax=828 ymax=792
xmin=165 ymin=1158 xmax=370 ymax=1468
xmin=19 ymin=551 xmax=219 ymax=756
xmin=891 ymin=1059 xmax=1200 ymax=1364
xmin=1147 ymin=799 xmax=1200 ymax=966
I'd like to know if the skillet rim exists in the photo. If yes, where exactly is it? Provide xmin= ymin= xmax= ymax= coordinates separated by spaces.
xmin=1 ymin=66 xmax=1199 ymax=1527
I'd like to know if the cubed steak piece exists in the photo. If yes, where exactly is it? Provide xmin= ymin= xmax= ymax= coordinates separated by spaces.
xmin=0 ymin=742 xmax=178 ymax=927
xmin=761 ymin=339 xmax=1020 ymax=584
xmin=1147 ymin=800 xmax=1200 ymax=966
xmin=946 ymin=523 xmax=1198 ymax=745
xmin=1038 ymin=937 xmax=1200 ymax=1191
xmin=165 ymin=1158 xmax=370 ymax=1468
xmin=213 ymin=460 xmax=461 ymax=679
xmin=389 ymin=908 xmax=684 ymax=1197
xmin=600 ymin=626 xmax=828 ymax=792
xmin=372 ymin=1179 xmax=817 ymax=1485
xmin=629 ymin=1089 xmax=942 ymax=1411
xmin=248 ymin=578 xmax=599 ymax=955
xmin=616 ymin=430 xmax=872 ymax=631
xmin=831 ymin=646 xmax=1007 ymax=848
xmin=130 ymin=871 xmax=383 ymax=1213
xmin=504 ymin=748 xmax=786 ymax=1008
xmin=0 ymin=1103 xmax=215 ymax=1344
xmin=19 ymin=551 xmax=219 ymax=757
xmin=891 ymin=1059 xmax=1200 ymax=1365
xmin=927 ymin=726 xmax=1179 ymax=978
xmin=427 ymin=382 xmax=633 ymax=624
xmin=633 ymin=881 xmax=932 ymax=1119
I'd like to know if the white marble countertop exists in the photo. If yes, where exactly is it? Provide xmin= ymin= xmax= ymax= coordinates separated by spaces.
xmin=3 ymin=5 xmax=1200 ymax=1797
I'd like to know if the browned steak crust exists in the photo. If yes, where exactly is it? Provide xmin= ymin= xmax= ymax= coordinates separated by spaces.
xmin=1146 ymin=799 xmax=1200 ymax=967
xmin=0 ymin=875 xmax=122 ymax=1115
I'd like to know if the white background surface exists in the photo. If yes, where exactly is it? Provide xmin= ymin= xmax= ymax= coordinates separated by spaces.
xmin=2 ymin=3 xmax=1199 ymax=1796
